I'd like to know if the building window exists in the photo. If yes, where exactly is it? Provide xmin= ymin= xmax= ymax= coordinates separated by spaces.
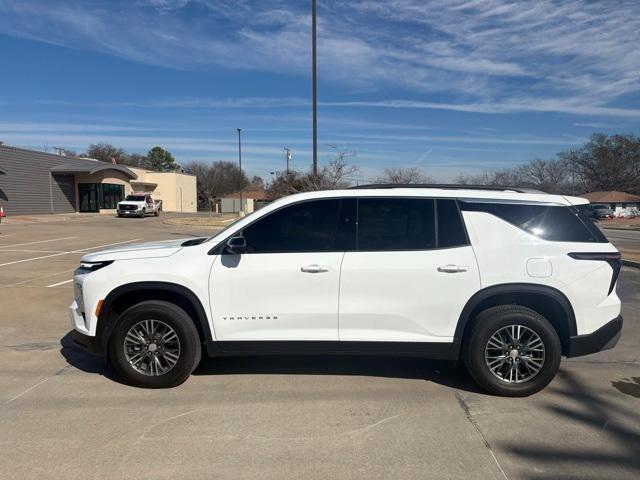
xmin=78 ymin=183 xmax=124 ymax=211
xmin=99 ymin=183 xmax=124 ymax=209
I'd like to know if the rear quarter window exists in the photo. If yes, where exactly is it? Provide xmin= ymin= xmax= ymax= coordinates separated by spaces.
xmin=460 ymin=201 xmax=608 ymax=243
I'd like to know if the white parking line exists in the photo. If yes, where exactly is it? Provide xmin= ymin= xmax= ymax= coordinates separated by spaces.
xmin=73 ymin=238 xmax=144 ymax=253
xmin=4 ymin=269 xmax=74 ymax=287
xmin=0 ymin=238 xmax=143 ymax=267
xmin=47 ymin=279 xmax=74 ymax=288
xmin=0 ymin=236 xmax=77 ymax=249
xmin=0 ymin=249 xmax=66 ymax=253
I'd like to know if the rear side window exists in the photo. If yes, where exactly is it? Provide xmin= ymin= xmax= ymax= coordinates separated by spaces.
xmin=460 ymin=201 xmax=608 ymax=243
xmin=437 ymin=199 xmax=468 ymax=248
xmin=242 ymin=199 xmax=341 ymax=253
xmin=357 ymin=198 xmax=435 ymax=251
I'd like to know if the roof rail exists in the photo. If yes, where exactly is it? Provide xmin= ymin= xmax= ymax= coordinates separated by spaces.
xmin=349 ymin=183 xmax=546 ymax=194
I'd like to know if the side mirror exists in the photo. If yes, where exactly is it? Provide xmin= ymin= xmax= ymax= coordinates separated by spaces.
xmin=226 ymin=236 xmax=247 ymax=255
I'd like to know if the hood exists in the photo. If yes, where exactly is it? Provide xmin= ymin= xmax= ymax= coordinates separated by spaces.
xmin=118 ymin=200 xmax=145 ymax=206
xmin=81 ymin=238 xmax=192 ymax=262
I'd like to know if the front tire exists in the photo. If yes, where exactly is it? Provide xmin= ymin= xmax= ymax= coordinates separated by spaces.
xmin=462 ymin=305 xmax=561 ymax=397
xmin=108 ymin=301 xmax=202 ymax=388
xmin=140 ymin=208 xmax=145 ymax=218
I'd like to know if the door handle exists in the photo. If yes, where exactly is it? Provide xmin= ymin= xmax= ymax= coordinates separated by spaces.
xmin=437 ymin=264 xmax=469 ymax=273
xmin=300 ymin=264 xmax=330 ymax=273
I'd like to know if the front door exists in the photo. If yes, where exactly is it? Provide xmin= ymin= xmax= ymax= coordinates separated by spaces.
xmin=339 ymin=197 xmax=480 ymax=343
xmin=78 ymin=184 xmax=98 ymax=212
xmin=209 ymin=198 xmax=350 ymax=342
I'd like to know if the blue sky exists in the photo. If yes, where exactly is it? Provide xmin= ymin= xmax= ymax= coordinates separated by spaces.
xmin=1 ymin=0 xmax=639 ymax=182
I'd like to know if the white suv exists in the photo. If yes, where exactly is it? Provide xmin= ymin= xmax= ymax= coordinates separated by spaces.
xmin=69 ymin=185 xmax=622 ymax=396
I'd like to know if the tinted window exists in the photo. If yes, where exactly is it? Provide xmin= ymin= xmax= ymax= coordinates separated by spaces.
xmin=126 ymin=195 xmax=145 ymax=201
xmin=437 ymin=199 xmax=468 ymax=248
xmin=242 ymin=199 xmax=341 ymax=253
xmin=460 ymin=201 xmax=607 ymax=243
xmin=357 ymin=198 xmax=435 ymax=251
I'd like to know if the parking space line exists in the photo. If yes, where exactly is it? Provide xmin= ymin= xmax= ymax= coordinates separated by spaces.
xmin=0 ymin=249 xmax=66 ymax=253
xmin=4 ymin=269 xmax=74 ymax=287
xmin=0 ymin=236 xmax=77 ymax=249
xmin=73 ymin=238 xmax=143 ymax=252
xmin=47 ymin=279 xmax=73 ymax=288
xmin=0 ymin=238 xmax=143 ymax=267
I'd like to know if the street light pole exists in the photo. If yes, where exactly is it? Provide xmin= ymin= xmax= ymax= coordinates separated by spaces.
xmin=284 ymin=147 xmax=291 ymax=175
xmin=311 ymin=0 xmax=318 ymax=176
xmin=236 ymin=128 xmax=243 ymax=214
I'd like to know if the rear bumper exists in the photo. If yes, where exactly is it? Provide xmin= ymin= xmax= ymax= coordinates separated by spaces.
xmin=568 ymin=315 xmax=622 ymax=357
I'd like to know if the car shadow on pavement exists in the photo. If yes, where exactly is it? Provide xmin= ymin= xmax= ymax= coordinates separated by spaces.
xmin=193 ymin=354 xmax=485 ymax=394
xmin=498 ymin=369 xmax=640 ymax=480
xmin=59 ymin=331 xmax=122 ymax=384
xmin=59 ymin=330 xmax=483 ymax=393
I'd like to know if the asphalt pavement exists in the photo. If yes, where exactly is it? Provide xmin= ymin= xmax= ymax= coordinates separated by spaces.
xmin=0 ymin=215 xmax=639 ymax=480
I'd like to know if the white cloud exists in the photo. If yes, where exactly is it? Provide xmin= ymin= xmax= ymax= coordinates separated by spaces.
xmin=0 ymin=0 xmax=639 ymax=117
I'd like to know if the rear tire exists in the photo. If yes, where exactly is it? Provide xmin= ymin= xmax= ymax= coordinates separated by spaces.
xmin=154 ymin=210 xmax=159 ymax=217
xmin=108 ymin=301 xmax=202 ymax=388
xmin=462 ymin=305 xmax=561 ymax=397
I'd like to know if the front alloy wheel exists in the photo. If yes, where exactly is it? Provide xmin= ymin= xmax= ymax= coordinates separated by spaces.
xmin=109 ymin=300 xmax=201 ymax=388
xmin=124 ymin=319 xmax=181 ymax=376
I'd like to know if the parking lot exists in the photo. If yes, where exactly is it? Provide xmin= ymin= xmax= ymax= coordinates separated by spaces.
xmin=1 ymin=215 xmax=639 ymax=480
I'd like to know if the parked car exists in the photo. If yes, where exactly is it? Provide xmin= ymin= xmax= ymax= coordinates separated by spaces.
xmin=69 ymin=185 xmax=622 ymax=396
xmin=590 ymin=204 xmax=614 ymax=219
xmin=117 ymin=193 xmax=159 ymax=218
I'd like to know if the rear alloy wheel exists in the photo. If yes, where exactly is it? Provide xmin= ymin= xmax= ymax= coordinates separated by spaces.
xmin=463 ymin=305 xmax=561 ymax=397
xmin=109 ymin=301 xmax=201 ymax=388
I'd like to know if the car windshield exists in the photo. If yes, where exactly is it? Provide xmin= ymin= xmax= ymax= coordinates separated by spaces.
xmin=125 ymin=195 xmax=146 ymax=201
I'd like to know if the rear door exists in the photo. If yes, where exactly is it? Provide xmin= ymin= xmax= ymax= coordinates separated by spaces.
xmin=339 ymin=197 xmax=480 ymax=344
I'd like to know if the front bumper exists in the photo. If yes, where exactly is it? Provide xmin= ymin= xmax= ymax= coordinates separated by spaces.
xmin=117 ymin=209 xmax=142 ymax=216
xmin=68 ymin=300 xmax=103 ymax=355
xmin=71 ymin=330 xmax=103 ymax=355
xmin=568 ymin=315 xmax=623 ymax=357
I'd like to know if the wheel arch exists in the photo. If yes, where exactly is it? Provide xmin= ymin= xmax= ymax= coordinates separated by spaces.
xmin=454 ymin=283 xmax=577 ymax=356
xmin=96 ymin=281 xmax=212 ymax=355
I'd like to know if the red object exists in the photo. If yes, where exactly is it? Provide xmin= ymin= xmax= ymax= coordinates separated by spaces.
xmin=0 ymin=206 xmax=5 ymax=218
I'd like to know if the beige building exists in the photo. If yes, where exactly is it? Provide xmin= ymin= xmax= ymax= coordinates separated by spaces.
xmin=128 ymin=167 xmax=197 ymax=213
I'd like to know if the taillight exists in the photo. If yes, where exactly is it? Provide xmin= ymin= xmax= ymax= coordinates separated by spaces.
xmin=568 ymin=252 xmax=622 ymax=295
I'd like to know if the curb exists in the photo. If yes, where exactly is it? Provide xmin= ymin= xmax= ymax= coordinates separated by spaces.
xmin=622 ymin=259 xmax=640 ymax=269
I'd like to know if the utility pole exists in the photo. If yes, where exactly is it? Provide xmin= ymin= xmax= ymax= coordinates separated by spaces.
xmin=311 ymin=0 xmax=318 ymax=176
xmin=236 ymin=128 xmax=243 ymax=214
xmin=284 ymin=147 xmax=291 ymax=174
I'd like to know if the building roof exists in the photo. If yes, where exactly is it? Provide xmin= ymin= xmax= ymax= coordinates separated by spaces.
xmin=581 ymin=190 xmax=640 ymax=203
xmin=0 ymin=144 xmax=137 ymax=179
xmin=224 ymin=189 xmax=272 ymax=200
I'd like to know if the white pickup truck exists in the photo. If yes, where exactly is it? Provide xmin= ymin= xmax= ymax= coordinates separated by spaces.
xmin=117 ymin=193 xmax=160 ymax=218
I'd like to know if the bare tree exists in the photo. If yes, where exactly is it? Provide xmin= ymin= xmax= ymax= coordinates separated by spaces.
xmin=183 ymin=160 xmax=248 ymax=209
xmin=267 ymin=152 xmax=360 ymax=198
xmin=85 ymin=143 xmax=128 ymax=164
xmin=376 ymin=167 xmax=434 ymax=184
xmin=558 ymin=133 xmax=640 ymax=194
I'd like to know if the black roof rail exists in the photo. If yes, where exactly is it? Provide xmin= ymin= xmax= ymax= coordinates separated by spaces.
xmin=348 ymin=183 xmax=546 ymax=194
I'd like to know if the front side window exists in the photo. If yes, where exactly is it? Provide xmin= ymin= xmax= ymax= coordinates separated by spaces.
xmin=357 ymin=198 xmax=435 ymax=251
xmin=460 ymin=201 xmax=608 ymax=243
xmin=242 ymin=199 xmax=341 ymax=253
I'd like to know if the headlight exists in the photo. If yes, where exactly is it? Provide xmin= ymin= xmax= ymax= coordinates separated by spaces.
xmin=75 ymin=261 xmax=113 ymax=275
